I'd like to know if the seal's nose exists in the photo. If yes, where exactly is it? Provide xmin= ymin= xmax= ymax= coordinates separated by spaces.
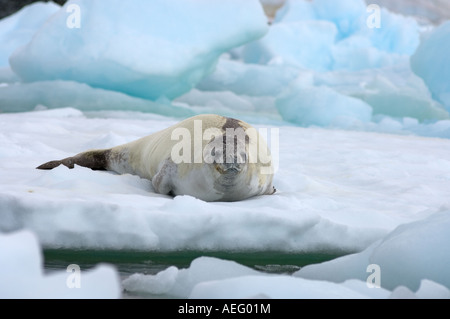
xmin=214 ymin=150 xmax=248 ymax=175
xmin=224 ymin=162 xmax=242 ymax=172
xmin=215 ymin=155 xmax=244 ymax=175
xmin=215 ymin=165 xmax=240 ymax=175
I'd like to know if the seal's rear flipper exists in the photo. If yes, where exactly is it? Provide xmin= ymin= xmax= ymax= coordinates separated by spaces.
xmin=36 ymin=150 xmax=110 ymax=171
xmin=37 ymin=160 xmax=70 ymax=170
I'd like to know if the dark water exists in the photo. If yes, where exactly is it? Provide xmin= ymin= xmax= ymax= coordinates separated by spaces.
xmin=43 ymin=249 xmax=345 ymax=299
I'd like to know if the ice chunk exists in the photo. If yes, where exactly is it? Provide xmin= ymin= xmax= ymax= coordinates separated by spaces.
xmin=174 ymin=88 xmax=281 ymax=122
xmin=276 ymin=84 xmax=373 ymax=127
xmin=124 ymin=255 xmax=449 ymax=298
xmin=9 ymin=0 xmax=268 ymax=101
xmin=0 ymin=67 xmax=19 ymax=83
xmin=242 ymin=20 xmax=337 ymax=71
xmin=312 ymin=0 xmax=367 ymax=39
xmin=0 ymin=1 xmax=60 ymax=67
xmin=367 ymin=8 xmax=420 ymax=56
xmin=351 ymin=73 xmax=449 ymax=121
xmin=0 ymin=230 xmax=121 ymax=298
xmin=122 ymin=266 xmax=179 ymax=296
xmin=414 ymin=280 xmax=450 ymax=299
xmin=190 ymin=275 xmax=383 ymax=299
xmin=267 ymin=0 xmax=420 ymax=71
xmin=0 ymin=80 xmax=195 ymax=117
xmin=369 ymin=212 xmax=450 ymax=291
xmin=331 ymin=35 xmax=408 ymax=71
xmin=295 ymin=211 xmax=450 ymax=292
xmin=123 ymin=257 xmax=260 ymax=298
xmin=411 ymin=21 xmax=450 ymax=110
xmin=275 ymin=0 xmax=366 ymax=34
xmin=176 ymin=89 xmax=257 ymax=113
xmin=196 ymin=57 xmax=300 ymax=97
xmin=277 ymin=0 xmax=420 ymax=53
xmin=314 ymin=66 xmax=449 ymax=122
xmin=388 ymin=286 xmax=418 ymax=299
xmin=123 ymin=256 xmax=390 ymax=299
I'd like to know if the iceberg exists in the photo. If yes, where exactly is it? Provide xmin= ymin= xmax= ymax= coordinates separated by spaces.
xmin=0 ymin=80 xmax=195 ymax=117
xmin=0 ymin=1 xmax=60 ymax=67
xmin=411 ymin=21 xmax=450 ymax=110
xmin=197 ymin=57 xmax=299 ymax=97
xmin=242 ymin=20 xmax=338 ymax=71
xmin=209 ymin=0 xmax=440 ymax=128
xmin=9 ymin=0 xmax=269 ymax=101
xmin=276 ymin=83 xmax=373 ymax=127
xmin=1 ymin=0 xmax=446 ymax=130
xmin=308 ymin=0 xmax=367 ymax=40
xmin=314 ymin=66 xmax=450 ymax=121
xmin=244 ymin=0 xmax=420 ymax=71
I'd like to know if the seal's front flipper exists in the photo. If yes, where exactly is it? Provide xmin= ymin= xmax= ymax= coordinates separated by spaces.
xmin=152 ymin=159 xmax=176 ymax=196
xmin=36 ymin=150 xmax=111 ymax=171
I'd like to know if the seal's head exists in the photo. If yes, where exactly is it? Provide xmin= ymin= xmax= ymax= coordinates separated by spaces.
xmin=200 ymin=128 xmax=264 ymax=202
xmin=203 ymin=133 xmax=248 ymax=175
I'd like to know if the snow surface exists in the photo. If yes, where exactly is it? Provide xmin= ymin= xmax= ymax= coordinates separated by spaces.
xmin=1 ymin=0 xmax=450 ymax=299
xmin=1 ymin=107 xmax=450 ymax=298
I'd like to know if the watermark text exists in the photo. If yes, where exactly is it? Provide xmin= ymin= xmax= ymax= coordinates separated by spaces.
xmin=66 ymin=264 xmax=81 ymax=289
xmin=367 ymin=4 xmax=381 ymax=29
xmin=66 ymin=4 xmax=81 ymax=29
xmin=366 ymin=264 xmax=381 ymax=288
xmin=170 ymin=120 xmax=279 ymax=175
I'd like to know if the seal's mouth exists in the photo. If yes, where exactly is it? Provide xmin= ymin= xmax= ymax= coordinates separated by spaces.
xmin=215 ymin=163 xmax=242 ymax=175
